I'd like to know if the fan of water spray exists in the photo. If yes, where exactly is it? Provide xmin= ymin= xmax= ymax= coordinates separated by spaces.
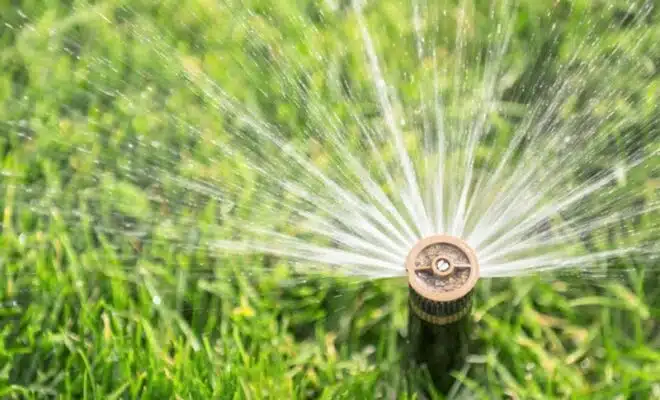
xmin=1 ymin=0 xmax=659 ymax=300
xmin=2 ymin=1 xmax=660 ymax=395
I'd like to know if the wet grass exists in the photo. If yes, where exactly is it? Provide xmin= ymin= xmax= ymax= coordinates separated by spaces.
xmin=1 ymin=0 xmax=660 ymax=398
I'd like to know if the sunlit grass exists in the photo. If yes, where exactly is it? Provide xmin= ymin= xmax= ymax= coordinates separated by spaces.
xmin=1 ymin=0 xmax=659 ymax=398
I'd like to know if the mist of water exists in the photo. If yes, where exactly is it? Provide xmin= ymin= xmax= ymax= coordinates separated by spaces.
xmin=2 ymin=0 xmax=659 ymax=284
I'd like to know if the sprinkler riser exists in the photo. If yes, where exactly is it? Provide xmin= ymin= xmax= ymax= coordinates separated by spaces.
xmin=408 ymin=285 xmax=474 ymax=325
xmin=405 ymin=235 xmax=479 ymax=394
xmin=407 ymin=296 xmax=473 ymax=393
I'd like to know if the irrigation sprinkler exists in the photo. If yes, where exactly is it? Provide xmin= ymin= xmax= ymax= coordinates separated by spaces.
xmin=405 ymin=235 xmax=480 ymax=393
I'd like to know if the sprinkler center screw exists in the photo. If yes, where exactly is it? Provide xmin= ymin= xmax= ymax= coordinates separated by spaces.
xmin=433 ymin=257 xmax=453 ymax=275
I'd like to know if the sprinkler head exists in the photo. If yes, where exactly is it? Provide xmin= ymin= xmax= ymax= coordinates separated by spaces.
xmin=406 ymin=235 xmax=479 ymax=325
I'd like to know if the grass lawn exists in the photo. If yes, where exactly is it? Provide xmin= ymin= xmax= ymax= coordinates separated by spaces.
xmin=1 ymin=0 xmax=659 ymax=398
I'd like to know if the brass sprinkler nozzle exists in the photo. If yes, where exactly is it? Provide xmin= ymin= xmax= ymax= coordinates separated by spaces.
xmin=406 ymin=235 xmax=480 ymax=325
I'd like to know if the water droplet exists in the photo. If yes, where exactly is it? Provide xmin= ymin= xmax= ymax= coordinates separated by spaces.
xmin=580 ymin=358 xmax=591 ymax=369
xmin=152 ymin=295 xmax=161 ymax=305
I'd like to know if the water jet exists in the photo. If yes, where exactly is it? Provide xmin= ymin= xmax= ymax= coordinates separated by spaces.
xmin=405 ymin=235 xmax=479 ymax=394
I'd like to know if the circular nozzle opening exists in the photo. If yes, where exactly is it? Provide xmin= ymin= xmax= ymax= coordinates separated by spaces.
xmin=406 ymin=235 xmax=480 ymax=303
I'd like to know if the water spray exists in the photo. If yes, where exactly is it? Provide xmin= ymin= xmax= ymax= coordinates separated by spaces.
xmin=406 ymin=235 xmax=479 ymax=393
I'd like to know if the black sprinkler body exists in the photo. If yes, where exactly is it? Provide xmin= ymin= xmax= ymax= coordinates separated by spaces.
xmin=405 ymin=235 xmax=479 ymax=393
